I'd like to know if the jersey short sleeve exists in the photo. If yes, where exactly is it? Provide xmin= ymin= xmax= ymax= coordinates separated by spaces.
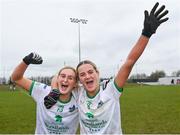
xmin=101 ymin=79 xmax=123 ymax=100
xmin=29 ymin=81 xmax=51 ymax=103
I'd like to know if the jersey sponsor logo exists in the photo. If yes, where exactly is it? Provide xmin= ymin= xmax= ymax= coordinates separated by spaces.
xmin=55 ymin=115 xmax=62 ymax=123
xmin=45 ymin=122 xmax=70 ymax=133
xmin=85 ymin=112 xmax=94 ymax=119
xmin=97 ymin=100 xmax=104 ymax=108
xmin=81 ymin=119 xmax=108 ymax=133
xmin=69 ymin=105 xmax=76 ymax=112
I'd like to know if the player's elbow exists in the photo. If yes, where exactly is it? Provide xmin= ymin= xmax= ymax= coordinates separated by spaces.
xmin=11 ymin=72 xmax=23 ymax=83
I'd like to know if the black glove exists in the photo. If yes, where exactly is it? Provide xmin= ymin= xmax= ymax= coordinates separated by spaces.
xmin=44 ymin=89 xmax=60 ymax=109
xmin=23 ymin=52 xmax=43 ymax=65
xmin=142 ymin=2 xmax=169 ymax=38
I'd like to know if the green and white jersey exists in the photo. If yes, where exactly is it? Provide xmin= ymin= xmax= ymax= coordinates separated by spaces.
xmin=78 ymin=79 xmax=123 ymax=134
xmin=29 ymin=81 xmax=79 ymax=134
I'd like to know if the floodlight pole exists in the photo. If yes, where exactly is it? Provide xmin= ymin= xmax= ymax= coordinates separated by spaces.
xmin=78 ymin=22 xmax=81 ymax=63
xmin=70 ymin=18 xmax=88 ymax=63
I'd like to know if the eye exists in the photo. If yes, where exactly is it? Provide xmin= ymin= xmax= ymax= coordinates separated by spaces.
xmin=88 ymin=70 xmax=94 ymax=74
xmin=60 ymin=74 xmax=66 ymax=78
xmin=80 ymin=73 xmax=85 ymax=77
xmin=68 ymin=76 xmax=74 ymax=80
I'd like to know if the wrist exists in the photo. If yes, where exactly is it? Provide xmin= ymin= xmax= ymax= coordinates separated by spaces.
xmin=52 ymin=89 xmax=59 ymax=92
xmin=23 ymin=57 xmax=30 ymax=65
xmin=142 ymin=29 xmax=152 ymax=38
xmin=52 ymin=89 xmax=61 ymax=95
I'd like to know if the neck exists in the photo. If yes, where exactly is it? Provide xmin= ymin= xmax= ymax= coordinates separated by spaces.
xmin=59 ymin=93 xmax=71 ymax=103
xmin=87 ymin=85 xmax=100 ymax=98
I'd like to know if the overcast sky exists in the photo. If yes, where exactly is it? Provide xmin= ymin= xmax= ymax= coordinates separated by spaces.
xmin=0 ymin=0 xmax=179 ymax=79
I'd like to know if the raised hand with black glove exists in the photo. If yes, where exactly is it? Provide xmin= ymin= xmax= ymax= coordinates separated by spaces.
xmin=44 ymin=89 xmax=61 ymax=109
xmin=142 ymin=2 xmax=169 ymax=38
xmin=23 ymin=52 xmax=43 ymax=65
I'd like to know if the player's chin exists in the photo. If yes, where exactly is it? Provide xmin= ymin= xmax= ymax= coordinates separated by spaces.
xmin=60 ymin=88 xmax=72 ymax=95
xmin=59 ymin=89 xmax=68 ymax=95
xmin=85 ymin=85 xmax=96 ymax=93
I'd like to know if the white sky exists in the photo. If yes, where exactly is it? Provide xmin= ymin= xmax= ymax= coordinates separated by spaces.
xmin=0 ymin=0 xmax=180 ymax=78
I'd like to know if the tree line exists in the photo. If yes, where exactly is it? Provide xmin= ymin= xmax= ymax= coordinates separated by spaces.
xmin=128 ymin=70 xmax=180 ymax=83
xmin=0 ymin=70 xmax=180 ymax=85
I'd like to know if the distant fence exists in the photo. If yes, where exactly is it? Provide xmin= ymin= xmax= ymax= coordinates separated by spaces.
xmin=159 ymin=77 xmax=180 ymax=85
xmin=129 ymin=79 xmax=158 ymax=83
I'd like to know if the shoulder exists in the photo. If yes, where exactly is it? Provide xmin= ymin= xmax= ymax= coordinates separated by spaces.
xmin=100 ymin=78 xmax=123 ymax=99
xmin=30 ymin=81 xmax=51 ymax=96
xmin=100 ymin=78 xmax=112 ymax=90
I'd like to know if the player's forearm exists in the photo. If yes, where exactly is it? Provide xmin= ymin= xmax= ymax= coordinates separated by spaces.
xmin=126 ymin=35 xmax=149 ymax=66
xmin=115 ymin=35 xmax=149 ymax=88
xmin=11 ymin=61 xmax=28 ymax=82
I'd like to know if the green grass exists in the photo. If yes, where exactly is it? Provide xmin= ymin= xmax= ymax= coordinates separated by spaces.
xmin=0 ymin=84 xmax=180 ymax=134
xmin=0 ymin=85 xmax=36 ymax=134
xmin=121 ymin=84 xmax=180 ymax=134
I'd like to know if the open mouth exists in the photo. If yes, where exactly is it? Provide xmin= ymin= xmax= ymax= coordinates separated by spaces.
xmin=85 ymin=80 xmax=94 ymax=88
xmin=61 ymin=84 xmax=68 ymax=91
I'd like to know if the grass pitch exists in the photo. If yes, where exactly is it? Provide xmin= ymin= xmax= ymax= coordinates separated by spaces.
xmin=0 ymin=84 xmax=180 ymax=134
xmin=121 ymin=84 xmax=180 ymax=134
xmin=0 ymin=85 xmax=36 ymax=134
